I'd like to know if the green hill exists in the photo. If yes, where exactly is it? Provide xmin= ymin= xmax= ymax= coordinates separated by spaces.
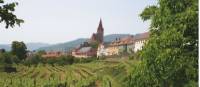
xmin=37 ymin=38 xmax=88 ymax=52
xmin=37 ymin=34 xmax=131 ymax=52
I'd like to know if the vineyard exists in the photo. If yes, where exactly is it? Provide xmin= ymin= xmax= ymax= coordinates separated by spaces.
xmin=0 ymin=59 xmax=137 ymax=87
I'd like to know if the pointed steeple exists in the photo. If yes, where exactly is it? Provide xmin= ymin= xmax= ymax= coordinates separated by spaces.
xmin=96 ymin=18 xmax=104 ymax=43
xmin=99 ymin=18 xmax=102 ymax=27
xmin=97 ymin=18 xmax=104 ymax=33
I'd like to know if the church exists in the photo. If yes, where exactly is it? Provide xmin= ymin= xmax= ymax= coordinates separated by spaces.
xmin=72 ymin=19 xmax=104 ymax=58
xmin=89 ymin=19 xmax=104 ymax=43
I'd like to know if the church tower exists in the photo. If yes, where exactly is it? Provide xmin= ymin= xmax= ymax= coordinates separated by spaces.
xmin=89 ymin=19 xmax=104 ymax=44
xmin=96 ymin=19 xmax=104 ymax=43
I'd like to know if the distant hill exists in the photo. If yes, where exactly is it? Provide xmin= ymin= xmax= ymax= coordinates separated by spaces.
xmin=0 ymin=43 xmax=50 ymax=51
xmin=104 ymin=34 xmax=131 ymax=42
xmin=37 ymin=38 xmax=88 ymax=52
xmin=0 ymin=45 xmax=11 ymax=51
xmin=26 ymin=43 xmax=50 ymax=51
xmin=0 ymin=34 xmax=132 ymax=52
xmin=37 ymin=34 xmax=131 ymax=52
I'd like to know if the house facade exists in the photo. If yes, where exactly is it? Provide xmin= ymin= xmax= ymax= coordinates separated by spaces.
xmin=97 ymin=44 xmax=107 ymax=57
xmin=97 ymin=32 xmax=149 ymax=57
xmin=42 ymin=51 xmax=62 ymax=58
xmin=106 ymin=46 xmax=119 ymax=56
xmin=133 ymin=32 xmax=149 ymax=52
xmin=97 ymin=35 xmax=134 ymax=57
xmin=72 ymin=47 xmax=97 ymax=58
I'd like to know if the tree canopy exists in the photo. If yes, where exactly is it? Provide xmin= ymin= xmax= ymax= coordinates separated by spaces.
xmin=11 ymin=41 xmax=27 ymax=61
xmin=0 ymin=0 xmax=24 ymax=28
xmin=126 ymin=0 xmax=198 ymax=87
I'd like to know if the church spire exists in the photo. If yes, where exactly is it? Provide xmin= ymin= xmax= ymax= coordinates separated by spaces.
xmin=99 ymin=18 xmax=102 ymax=27
xmin=97 ymin=18 xmax=104 ymax=33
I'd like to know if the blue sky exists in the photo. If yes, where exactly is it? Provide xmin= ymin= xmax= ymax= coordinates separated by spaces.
xmin=0 ymin=0 xmax=157 ymax=44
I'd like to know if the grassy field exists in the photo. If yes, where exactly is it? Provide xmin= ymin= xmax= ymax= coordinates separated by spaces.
xmin=0 ymin=58 xmax=138 ymax=87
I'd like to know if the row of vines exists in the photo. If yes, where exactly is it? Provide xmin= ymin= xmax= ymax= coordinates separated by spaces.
xmin=0 ymin=59 xmax=136 ymax=87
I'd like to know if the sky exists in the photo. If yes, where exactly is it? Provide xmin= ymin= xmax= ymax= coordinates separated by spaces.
xmin=0 ymin=0 xmax=157 ymax=44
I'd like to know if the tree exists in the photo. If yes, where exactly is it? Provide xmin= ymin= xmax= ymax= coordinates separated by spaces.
xmin=11 ymin=41 xmax=27 ymax=61
xmin=0 ymin=52 xmax=12 ymax=64
xmin=24 ymin=55 xmax=43 ymax=66
xmin=0 ymin=49 xmax=5 ymax=53
xmin=127 ymin=0 xmax=198 ymax=87
xmin=0 ymin=0 xmax=24 ymax=28
xmin=0 ymin=52 xmax=19 ymax=64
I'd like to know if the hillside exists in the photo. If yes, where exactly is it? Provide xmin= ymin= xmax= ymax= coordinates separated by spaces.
xmin=0 ymin=34 xmax=132 ymax=52
xmin=37 ymin=34 xmax=131 ymax=52
xmin=26 ymin=43 xmax=50 ymax=51
xmin=37 ymin=38 xmax=88 ymax=52
xmin=0 ymin=43 xmax=50 ymax=51
xmin=104 ymin=34 xmax=131 ymax=42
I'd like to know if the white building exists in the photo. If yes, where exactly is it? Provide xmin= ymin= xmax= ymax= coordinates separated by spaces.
xmin=97 ymin=43 xmax=110 ymax=57
xmin=97 ymin=32 xmax=150 ymax=57
xmin=134 ymin=32 xmax=149 ymax=52
xmin=97 ymin=44 xmax=105 ymax=57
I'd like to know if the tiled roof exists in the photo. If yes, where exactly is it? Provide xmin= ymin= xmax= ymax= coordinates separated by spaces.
xmin=106 ymin=32 xmax=150 ymax=47
xmin=121 ymin=35 xmax=134 ymax=41
xmin=134 ymin=32 xmax=150 ymax=41
xmin=109 ymin=35 xmax=134 ymax=46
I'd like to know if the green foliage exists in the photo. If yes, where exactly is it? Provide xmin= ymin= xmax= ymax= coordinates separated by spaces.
xmin=24 ymin=55 xmax=44 ymax=66
xmin=10 ymin=54 xmax=20 ymax=64
xmin=0 ymin=0 xmax=24 ymax=28
xmin=0 ymin=52 xmax=13 ymax=64
xmin=74 ymin=57 xmax=97 ymax=63
xmin=23 ymin=55 xmax=76 ymax=66
xmin=52 ymin=55 xmax=75 ymax=65
xmin=11 ymin=41 xmax=27 ymax=61
xmin=127 ymin=0 xmax=198 ymax=87
xmin=0 ymin=49 xmax=6 ymax=53
xmin=140 ymin=6 xmax=158 ymax=21
xmin=0 ymin=52 xmax=19 ymax=65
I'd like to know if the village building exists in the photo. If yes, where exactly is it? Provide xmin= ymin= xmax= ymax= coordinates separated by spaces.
xmin=26 ymin=50 xmax=37 ymax=57
xmin=42 ymin=51 xmax=61 ymax=58
xmin=42 ymin=51 xmax=68 ymax=58
xmin=105 ymin=45 xmax=119 ymax=56
xmin=97 ymin=35 xmax=134 ymax=57
xmin=72 ymin=47 xmax=97 ymax=58
xmin=72 ymin=19 xmax=104 ymax=58
xmin=116 ymin=36 xmax=135 ymax=53
xmin=97 ymin=32 xmax=149 ymax=57
xmin=133 ymin=32 xmax=149 ymax=52
xmin=97 ymin=42 xmax=111 ymax=57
